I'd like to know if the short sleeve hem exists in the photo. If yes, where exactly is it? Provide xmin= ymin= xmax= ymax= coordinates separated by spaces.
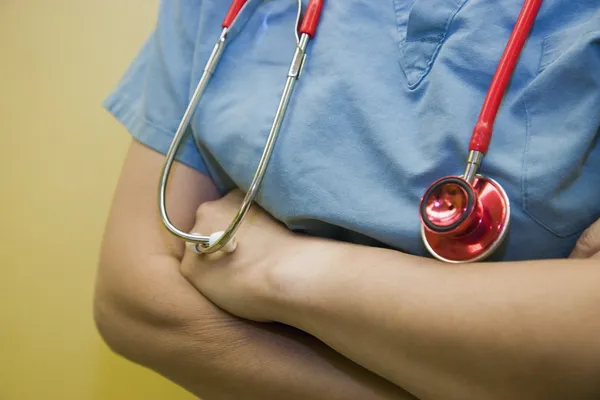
xmin=103 ymin=91 xmax=210 ymax=177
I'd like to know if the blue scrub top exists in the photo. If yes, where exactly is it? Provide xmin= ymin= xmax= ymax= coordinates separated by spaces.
xmin=104 ymin=0 xmax=600 ymax=261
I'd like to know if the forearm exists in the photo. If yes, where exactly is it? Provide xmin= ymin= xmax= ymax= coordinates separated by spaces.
xmin=270 ymin=238 xmax=600 ymax=400
xmin=96 ymin=141 xmax=415 ymax=399
xmin=94 ymin=257 xmax=413 ymax=400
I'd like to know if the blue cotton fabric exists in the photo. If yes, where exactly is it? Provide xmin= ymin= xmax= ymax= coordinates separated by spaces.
xmin=104 ymin=0 xmax=600 ymax=261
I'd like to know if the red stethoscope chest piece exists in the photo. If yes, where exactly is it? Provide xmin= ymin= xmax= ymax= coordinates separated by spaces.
xmin=418 ymin=0 xmax=542 ymax=262
xmin=420 ymin=175 xmax=510 ymax=263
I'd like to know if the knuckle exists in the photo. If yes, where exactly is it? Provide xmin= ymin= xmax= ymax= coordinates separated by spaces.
xmin=195 ymin=201 xmax=214 ymax=220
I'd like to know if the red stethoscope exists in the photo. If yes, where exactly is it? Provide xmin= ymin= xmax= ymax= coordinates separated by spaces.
xmin=158 ymin=0 xmax=544 ymax=264
xmin=420 ymin=0 xmax=543 ymax=263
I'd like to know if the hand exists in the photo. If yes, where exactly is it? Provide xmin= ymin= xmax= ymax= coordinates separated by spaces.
xmin=180 ymin=190 xmax=302 ymax=322
xmin=570 ymin=218 xmax=600 ymax=259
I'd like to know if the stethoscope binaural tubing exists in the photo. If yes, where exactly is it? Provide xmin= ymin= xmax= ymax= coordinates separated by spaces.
xmin=158 ymin=0 xmax=324 ymax=254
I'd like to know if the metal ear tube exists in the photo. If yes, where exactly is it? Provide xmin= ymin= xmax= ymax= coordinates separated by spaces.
xmin=158 ymin=0 xmax=545 ymax=263
xmin=158 ymin=0 xmax=325 ymax=255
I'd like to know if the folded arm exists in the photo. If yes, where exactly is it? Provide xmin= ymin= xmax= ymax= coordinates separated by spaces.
xmin=268 ymin=232 xmax=600 ymax=400
xmin=93 ymin=140 xmax=413 ymax=400
xmin=182 ymin=193 xmax=600 ymax=400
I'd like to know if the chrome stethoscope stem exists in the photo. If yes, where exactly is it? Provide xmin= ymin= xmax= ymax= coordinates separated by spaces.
xmin=245 ymin=35 xmax=310 ymax=203
xmin=198 ymin=33 xmax=311 ymax=254
xmin=158 ymin=28 xmax=230 ymax=248
xmin=159 ymin=27 xmax=312 ymax=254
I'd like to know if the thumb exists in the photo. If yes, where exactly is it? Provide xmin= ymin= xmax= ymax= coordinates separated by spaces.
xmin=569 ymin=218 xmax=600 ymax=259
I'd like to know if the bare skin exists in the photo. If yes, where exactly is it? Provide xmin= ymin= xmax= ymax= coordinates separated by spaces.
xmin=182 ymin=190 xmax=600 ymax=400
xmin=94 ymin=139 xmax=415 ymax=400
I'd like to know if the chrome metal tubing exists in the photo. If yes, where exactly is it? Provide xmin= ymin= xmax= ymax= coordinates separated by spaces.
xmin=197 ymin=33 xmax=311 ymax=254
xmin=158 ymin=28 xmax=229 ymax=246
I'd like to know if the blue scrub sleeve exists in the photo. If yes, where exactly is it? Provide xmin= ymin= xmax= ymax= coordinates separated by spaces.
xmin=103 ymin=1 xmax=209 ymax=176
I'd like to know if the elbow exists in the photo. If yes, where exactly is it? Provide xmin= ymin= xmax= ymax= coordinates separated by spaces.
xmin=92 ymin=259 xmax=231 ymax=399
xmin=93 ymin=271 xmax=184 ymax=367
xmin=92 ymin=256 xmax=225 ymax=374
xmin=93 ymin=281 xmax=149 ymax=363
xmin=93 ymin=287 xmax=136 ymax=360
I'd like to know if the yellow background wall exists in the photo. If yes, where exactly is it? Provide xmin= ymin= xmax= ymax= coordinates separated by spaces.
xmin=0 ymin=1 xmax=195 ymax=399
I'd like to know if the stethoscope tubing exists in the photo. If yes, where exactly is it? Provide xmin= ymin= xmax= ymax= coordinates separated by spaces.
xmin=158 ymin=0 xmax=322 ymax=254
xmin=159 ymin=0 xmax=543 ymax=262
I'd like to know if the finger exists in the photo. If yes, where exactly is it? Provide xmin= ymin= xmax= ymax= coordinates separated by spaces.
xmin=194 ymin=198 xmax=226 ymax=234
xmin=180 ymin=235 xmax=225 ymax=283
xmin=569 ymin=218 xmax=600 ymax=259
xmin=222 ymin=188 xmax=246 ymax=203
